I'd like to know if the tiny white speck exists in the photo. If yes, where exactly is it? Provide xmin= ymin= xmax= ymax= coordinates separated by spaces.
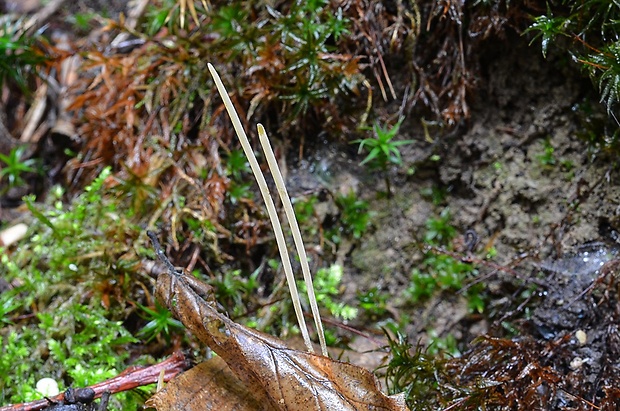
xmin=36 ymin=378 xmax=59 ymax=397
xmin=570 ymin=357 xmax=585 ymax=370
xmin=576 ymin=329 xmax=587 ymax=345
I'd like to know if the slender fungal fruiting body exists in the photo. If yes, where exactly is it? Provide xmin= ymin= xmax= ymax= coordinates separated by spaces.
xmin=207 ymin=63 xmax=327 ymax=356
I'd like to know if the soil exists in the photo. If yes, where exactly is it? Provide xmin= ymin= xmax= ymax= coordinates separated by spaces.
xmin=287 ymin=36 xmax=620 ymax=402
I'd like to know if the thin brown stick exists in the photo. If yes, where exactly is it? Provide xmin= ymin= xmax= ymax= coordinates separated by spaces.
xmin=0 ymin=351 xmax=190 ymax=411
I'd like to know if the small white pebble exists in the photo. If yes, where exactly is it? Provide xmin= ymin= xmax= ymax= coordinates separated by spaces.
xmin=36 ymin=377 xmax=59 ymax=397
xmin=0 ymin=223 xmax=28 ymax=247
xmin=576 ymin=329 xmax=587 ymax=345
xmin=570 ymin=357 xmax=586 ymax=370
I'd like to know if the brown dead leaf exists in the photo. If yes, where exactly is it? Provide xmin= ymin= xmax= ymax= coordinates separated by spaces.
xmin=146 ymin=356 xmax=273 ymax=411
xmin=146 ymin=232 xmax=409 ymax=411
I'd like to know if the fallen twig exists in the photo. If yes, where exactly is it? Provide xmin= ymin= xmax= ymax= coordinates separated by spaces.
xmin=0 ymin=351 xmax=190 ymax=411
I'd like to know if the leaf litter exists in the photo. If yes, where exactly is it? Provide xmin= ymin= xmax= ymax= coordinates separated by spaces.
xmin=145 ymin=232 xmax=407 ymax=410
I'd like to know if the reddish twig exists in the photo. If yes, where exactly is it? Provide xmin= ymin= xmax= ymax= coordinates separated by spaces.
xmin=0 ymin=351 xmax=191 ymax=411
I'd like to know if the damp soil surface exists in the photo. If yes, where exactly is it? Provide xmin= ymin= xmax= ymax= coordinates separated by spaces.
xmin=288 ymin=40 xmax=620 ymax=406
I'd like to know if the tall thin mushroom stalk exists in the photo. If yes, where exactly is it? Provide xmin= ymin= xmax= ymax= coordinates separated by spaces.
xmin=208 ymin=63 xmax=328 ymax=356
